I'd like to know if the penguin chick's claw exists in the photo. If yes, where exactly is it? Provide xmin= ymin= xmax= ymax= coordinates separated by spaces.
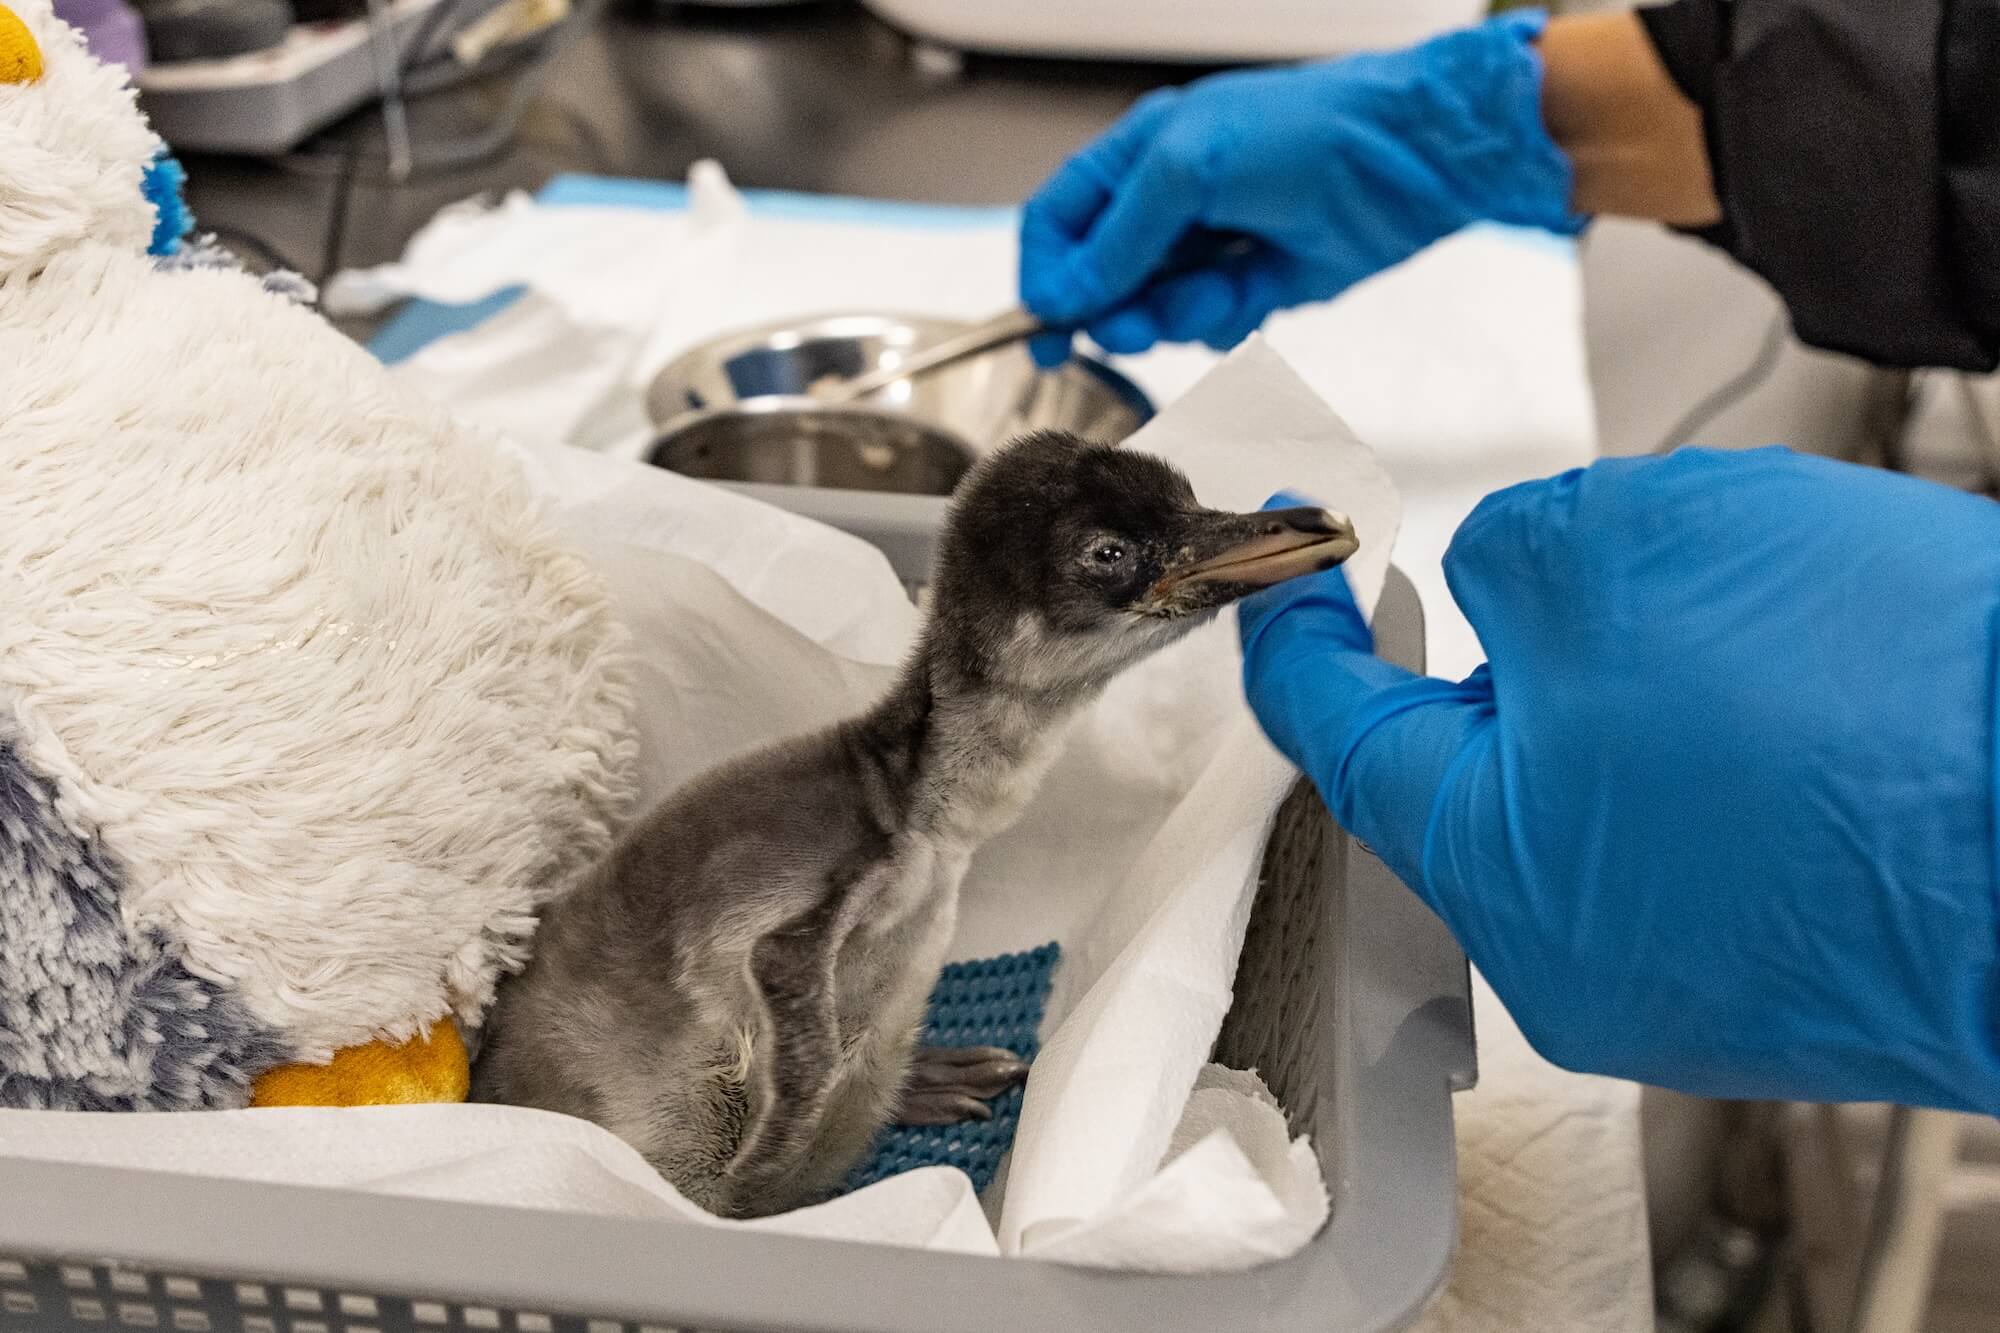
xmin=896 ymin=1045 xmax=1030 ymax=1125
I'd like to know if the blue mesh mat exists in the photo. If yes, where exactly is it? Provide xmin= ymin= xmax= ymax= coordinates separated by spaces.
xmin=843 ymin=942 xmax=1060 ymax=1196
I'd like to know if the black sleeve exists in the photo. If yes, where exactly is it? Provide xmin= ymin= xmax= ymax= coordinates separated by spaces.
xmin=1637 ymin=0 xmax=2000 ymax=372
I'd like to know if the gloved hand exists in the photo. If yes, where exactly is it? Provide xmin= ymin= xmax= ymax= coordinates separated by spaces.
xmin=1240 ymin=448 xmax=2000 ymax=1112
xmin=1018 ymin=10 xmax=1583 ymax=368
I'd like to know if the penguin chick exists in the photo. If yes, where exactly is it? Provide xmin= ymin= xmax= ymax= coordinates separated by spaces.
xmin=471 ymin=430 xmax=1359 ymax=1218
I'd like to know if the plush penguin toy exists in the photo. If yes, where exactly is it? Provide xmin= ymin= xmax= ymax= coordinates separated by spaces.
xmin=0 ymin=0 xmax=636 ymax=1112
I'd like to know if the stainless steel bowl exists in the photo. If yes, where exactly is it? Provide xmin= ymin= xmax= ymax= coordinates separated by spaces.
xmin=644 ymin=312 xmax=1153 ymax=497
xmin=650 ymin=400 xmax=977 ymax=493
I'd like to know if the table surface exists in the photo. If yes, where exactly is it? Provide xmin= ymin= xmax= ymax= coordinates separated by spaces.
xmin=177 ymin=0 xmax=1204 ymax=292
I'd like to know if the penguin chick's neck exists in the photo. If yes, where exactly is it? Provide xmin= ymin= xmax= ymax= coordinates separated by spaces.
xmin=852 ymin=616 xmax=1131 ymax=850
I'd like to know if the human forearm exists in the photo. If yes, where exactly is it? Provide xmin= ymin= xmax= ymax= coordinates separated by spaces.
xmin=1537 ymin=12 xmax=1720 ymax=228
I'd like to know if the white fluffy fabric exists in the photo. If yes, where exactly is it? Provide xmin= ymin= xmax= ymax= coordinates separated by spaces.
xmin=0 ymin=242 xmax=637 ymax=1058
xmin=0 ymin=0 xmax=156 ymax=280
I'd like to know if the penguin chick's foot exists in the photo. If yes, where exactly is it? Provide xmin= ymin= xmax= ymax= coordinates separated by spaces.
xmin=895 ymin=1045 xmax=1030 ymax=1125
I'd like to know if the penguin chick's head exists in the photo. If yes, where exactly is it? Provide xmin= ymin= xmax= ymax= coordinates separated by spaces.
xmin=927 ymin=431 xmax=1358 ymax=689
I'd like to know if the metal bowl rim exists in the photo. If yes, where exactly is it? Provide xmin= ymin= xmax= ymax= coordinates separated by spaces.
xmin=642 ymin=309 xmax=1155 ymax=432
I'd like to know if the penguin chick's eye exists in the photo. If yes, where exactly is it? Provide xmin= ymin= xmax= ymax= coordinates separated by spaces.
xmin=1084 ymin=541 xmax=1129 ymax=574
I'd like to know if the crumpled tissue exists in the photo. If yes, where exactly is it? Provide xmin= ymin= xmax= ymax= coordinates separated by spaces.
xmin=0 ymin=336 xmax=1394 ymax=1276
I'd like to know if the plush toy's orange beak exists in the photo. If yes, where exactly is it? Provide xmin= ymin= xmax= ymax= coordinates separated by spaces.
xmin=0 ymin=4 xmax=43 ymax=84
xmin=251 ymin=1019 xmax=472 ymax=1108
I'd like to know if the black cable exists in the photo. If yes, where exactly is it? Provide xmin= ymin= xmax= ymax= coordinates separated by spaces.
xmin=266 ymin=0 xmax=607 ymax=305
xmin=549 ymin=95 xmax=613 ymax=174
xmin=1653 ymin=309 xmax=1788 ymax=452
xmin=182 ymin=0 xmax=571 ymax=293
xmin=278 ymin=0 xmax=473 ymax=181
xmin=317 ymin=122 xmax=366 ymax=292
xmin=404 ymin=0 xmax=468 ymax=67
xmin=275 ymin=0 xmax=608 ymax=185
xmin=309 ymin=0 xmax=476 ymax=296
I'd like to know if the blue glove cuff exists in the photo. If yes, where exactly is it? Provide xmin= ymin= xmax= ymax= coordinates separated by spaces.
xmin=1241 ymin=579 xmax=1498 ymax=918
xmin=1320 ymin=666 xmax=1496 ymax=915
xmin=1469 ymin=8 xmax=1590 ymax=237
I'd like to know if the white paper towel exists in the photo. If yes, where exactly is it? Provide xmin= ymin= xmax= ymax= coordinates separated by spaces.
xmin=1021 ymin=1064 xmax=1328 ymax=1271
xmin=0 ymin=339 xmax=1387 ymax=1275
xmin=988 ymin=341 xmax=1395 ymax=1266
xmin=0 ymin=1102 xmax=999 ymax=1254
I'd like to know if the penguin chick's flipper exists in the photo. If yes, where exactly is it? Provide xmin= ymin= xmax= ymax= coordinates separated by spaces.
xmin=896 ymin=1045 xmax=1030 ymax=1125
xmin=722 ymin=914 xmax=845 ymax=1213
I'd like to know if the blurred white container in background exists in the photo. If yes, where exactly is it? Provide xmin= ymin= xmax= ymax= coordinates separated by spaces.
xmin=857 ymin=0 xmax=1492 ymax=64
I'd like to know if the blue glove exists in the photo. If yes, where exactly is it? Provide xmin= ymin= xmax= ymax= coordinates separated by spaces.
xmin=1240 ymin=448 xmax=2000 ymax=1112
xmin=1018 ymin=10 xmax=1583 ymax=368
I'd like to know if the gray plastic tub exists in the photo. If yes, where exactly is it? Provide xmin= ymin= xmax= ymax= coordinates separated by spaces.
xmin=0 ymin=486 xmax=1476 ymax=1333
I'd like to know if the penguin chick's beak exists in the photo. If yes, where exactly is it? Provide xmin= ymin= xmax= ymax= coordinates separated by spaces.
xmin=1146 ymin=506 xmax=1359 ymax=608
